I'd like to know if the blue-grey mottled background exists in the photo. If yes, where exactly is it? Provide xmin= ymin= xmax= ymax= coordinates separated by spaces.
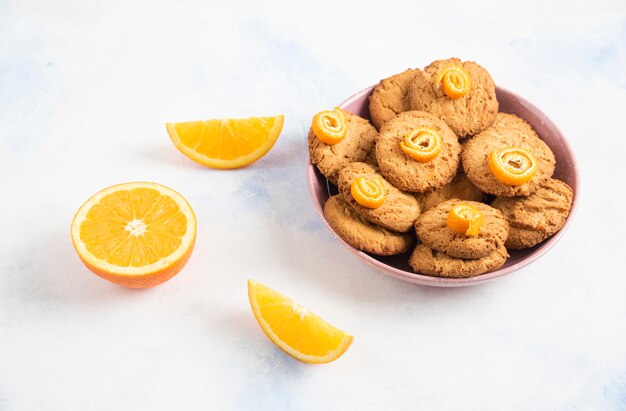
xmin=1 ymin=0 xmax=625 ymax=409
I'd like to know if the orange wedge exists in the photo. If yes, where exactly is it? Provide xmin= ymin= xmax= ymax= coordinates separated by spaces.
xmin=247 ymin=280 xmax=353 ymax=364
xmin=166 ymin=115 xmax=284 ymax=169
xmin=70 ymin=182 xmax=196 ymax=288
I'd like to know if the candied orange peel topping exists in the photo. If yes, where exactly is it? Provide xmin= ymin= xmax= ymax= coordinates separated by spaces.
xmin=447 ymin=204 xmax=484 ymax=236
xmin=350 ymin=176 xmax=386 ymax=209
xmin=311 ymin=108 xmax=347 ymax=145
xmin=435 ymin=65 xmax=472 ymax=99
xmin=488 ymin=146 xmax=538 ymax=186
xmin=399 ymin=127 xmax=442 ymax=162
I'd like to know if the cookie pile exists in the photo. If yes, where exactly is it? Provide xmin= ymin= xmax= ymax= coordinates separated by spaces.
xmin=309 ymin=58 xmax=574 ymax=278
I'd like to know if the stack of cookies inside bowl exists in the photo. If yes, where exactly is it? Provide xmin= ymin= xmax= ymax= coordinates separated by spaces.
xmin=309 ymin=58 xmax=575 ymax=278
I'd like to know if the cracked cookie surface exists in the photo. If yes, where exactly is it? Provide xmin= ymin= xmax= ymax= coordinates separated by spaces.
xmin=376 ymin=111 xmax=461 ymax=193
xmin=409 ymin=243 xmax=508 ymax=278
xmin=415 ymin=199 xmax=509 ymax=259
xmin=323 ymin=195 xmax=414 ymax=255
xmin=309 ymin=110 xmax=377 ymax=185
xmin=491 ymin=178 xmax=573 ymax=249
xmin=408 ymin=58 xmax=498 ymax=138
xmin=369 ymin=68 xmax=420 ymax=130
xmin=462 ymin=113 xmax=556 ymax=197
xmin=337 ymin=162 xmax=421 ymax=233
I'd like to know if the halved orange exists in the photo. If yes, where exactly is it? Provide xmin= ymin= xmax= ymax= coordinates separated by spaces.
xmin=70 ymin=182 xmax=196 ymax=288
xmin=248 ymin=280 xmax=353 ymax=364
xmin=166 ymin=115 xmax=284 ymax=169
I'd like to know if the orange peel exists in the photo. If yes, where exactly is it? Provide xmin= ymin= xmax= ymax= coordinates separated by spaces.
xmin=311 ymin=108 xmax=347 ymax=145
xmin=488 ymin=146 xmax=538 ymax=186
xmin=399 ymin=127 xmax=442 ymax=162
xmin=447 ymin=204 xmax=484 ymax=236
xmin=350 ymin=176 xmax=386 ymax=208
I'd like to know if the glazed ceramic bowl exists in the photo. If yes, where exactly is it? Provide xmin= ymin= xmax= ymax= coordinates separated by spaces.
xmin=307 ymin=85 xmax=579 ymax=287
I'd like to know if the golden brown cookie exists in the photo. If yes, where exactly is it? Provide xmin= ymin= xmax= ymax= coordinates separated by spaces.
xmin=416 ymin=167 xmax=484 ymax=211
xmin=368 ymin=68 xmax=420 ymax=130
xmin=323 ymin=195 xmax=414 ymax=255
xmin=408 ymin=243 xmax=508 ymax=278
xmin=337 ymin=162 xmax=421 ymax=233
xmin=491 ymin=178 xmax=573 ymax=249
xmin=375 ymin=111 xmax=461 ymax=193
xmin=408 ymin=58 xmax=498 ymax=138
xmin=308 ymin=110 xmax=377 ymax=185
xmin=462 ymin=113 xmax=556 ymax=197
xmin=415 ymin=199 xmax=508 ymax=259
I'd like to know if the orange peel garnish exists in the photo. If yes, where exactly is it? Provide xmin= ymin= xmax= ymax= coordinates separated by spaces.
xmin=399 ymin=127 xmax=442 ymax=162
xmin=311 ymin=108 xmax=347 ymax=145
xmin=435 ymin=65 xmax=472 ymax=99
xmin=488 ymin=146 xmax=538 ymax=186
xmin=350 ymin=176 xmax=386 ymax=208
xmin=447 ymin=204 xmax=484 ymax=236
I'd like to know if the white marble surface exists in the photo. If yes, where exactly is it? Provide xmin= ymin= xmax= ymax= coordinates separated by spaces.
xmin=1 ymin=0 xmax=626 ymax=409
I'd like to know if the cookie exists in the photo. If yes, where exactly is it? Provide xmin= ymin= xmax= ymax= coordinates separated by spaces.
xmin=375 ymin=111 xmax=461 ymax=192
xmin=369 ymin=68 xmax=420 ymax=130
xmin=462 ymin=113 xmax=556 ymax=197
xmin=308 ymin=110 xmax=378 ymax=185
xmin=415 ymin=199 xmax=508 ymax=259
xmin=337 ymin=162 xmax=421 ymax=233
xmin=408 ymin=243 xmax=508 ymax=278
xmin=417 ymin=167 xmax=485 ymax=211
xmin=491 ymin=178 xmax=573 ymax=249
xmin=323 ymin=195 xmax=414 ymax=255
xmin=408 ymin=58 xmax=498 ymax=138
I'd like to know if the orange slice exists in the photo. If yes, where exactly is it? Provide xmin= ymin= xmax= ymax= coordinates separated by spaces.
xmin=488 ymin=146 xmax=538 ymax=185
xmin=400 ymin=127 xmax=442 ymax=162
xmin=351 ymin=176 xmax=386 ymax=208
xmin=166 ymin=115 xmax=284 ymax=169
xmin=70 ymin=182 xmax=196 ymax=288
xmin=435 ymin=65 xmax=472 ymax=99
xmin=447 ymin=204 xmax=484 ymax=236
xmin=248 ymin=280 xmax=353 ymax=364
xmin=311 ymin=108 xmax=347 ymax=145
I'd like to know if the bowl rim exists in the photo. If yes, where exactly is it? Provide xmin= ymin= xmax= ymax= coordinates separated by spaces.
xmin=306 ymin=84 xmax=580 ymax=287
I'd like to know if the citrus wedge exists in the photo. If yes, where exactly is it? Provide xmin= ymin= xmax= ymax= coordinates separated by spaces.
xmin=70 ymin=182 xmax=196 ymax=288
xmin=247 ymin=280 xmax=353 ymax=364
xmin=166 ymin=115 xmax=284 ymax=169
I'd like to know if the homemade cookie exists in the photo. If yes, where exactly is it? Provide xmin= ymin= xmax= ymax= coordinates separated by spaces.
xmin=462 ymin=113 xmax=556 ymax=197
xmin=376 ymin=111 xmax=461 ymax=192
xmin=415 ymin=199 xmax=508 ymax=259
xmin=323 ymin=195 xmax=414 ymax=255
xmin=491 ymin=178 xmax=573 ymax=249
xmin=408 ymin=244 xmax=508 ymax=278
xmin=417 ymin=168 xmax=484 ymax=211
xmin=369 ymin=68 xmax=420 ymax=130
xmin=408 ymin=58 xmax=498 ymax=138
xmin=309 ymin=110 xmax=378 ymax=185
xmin=337 ymin=162 xmax=421 ymax=233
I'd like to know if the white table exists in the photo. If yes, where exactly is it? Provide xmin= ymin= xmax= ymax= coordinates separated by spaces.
xmin=1 ymin=1 xmax=625 ymax=409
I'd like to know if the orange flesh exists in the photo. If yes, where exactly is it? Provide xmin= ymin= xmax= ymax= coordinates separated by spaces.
xmin=435 ymin=65 xmax=472 ymax=99
xmin=311 ymin=109 xmax=347 ymax=145
xmin=488 ymin=146 xmax=538 ymax=185
xmin=447 ymin=204 xmax=484 ymax=236
xmin=80 ymin=188 xmax=187 ymax=267
xmin=166 ymin=115 xmax=283 ymax=169
xmin=399 ymin=128 xmax=442 ymax=162
xmin=248 ymin=280 xmax=353 ymax=364
xmin=350 ymin=177 xmax=386 ymax=208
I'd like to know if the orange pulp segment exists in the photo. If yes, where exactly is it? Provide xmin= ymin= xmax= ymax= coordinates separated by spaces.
xmin=70 ymin=182 xmax=196 ymax=288
xmin=311 ymin=108 xmax=347 ymax=145
xmin=247 ymin=280 xmax=353 ymax=364
xmin=400 ymin=127 xmax=442 ymax=162
xmin=351 ymin=176 xmax=386 ymax=208
xmin=488 ymin=146 xmax=538 ymax=185
xmin=166 ymin=115 xmax=284 ymax=169
xmin=447 ymin=204 xmax=484 ymax=236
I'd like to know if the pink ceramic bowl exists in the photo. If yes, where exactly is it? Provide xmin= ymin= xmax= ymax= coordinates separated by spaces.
xmin=307 ymin=85 xmax=579 ymax=287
